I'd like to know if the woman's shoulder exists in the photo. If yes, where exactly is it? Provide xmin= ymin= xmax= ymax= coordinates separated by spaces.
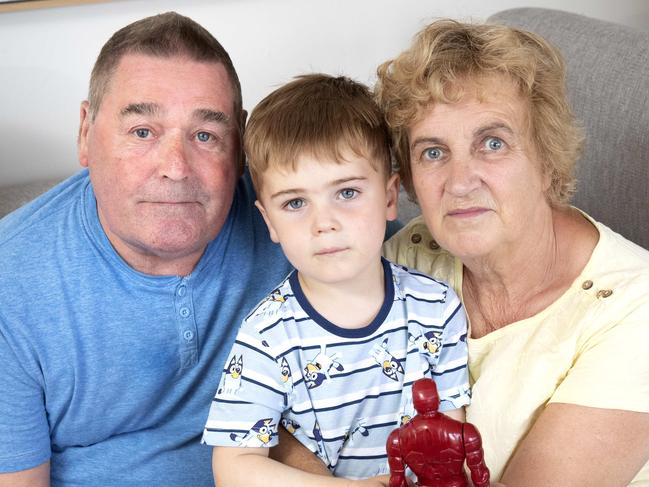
xmin=383 ymin=216 xmax=461 ymax=293
xmin=586 ymin=213 xmax=649 ymax=270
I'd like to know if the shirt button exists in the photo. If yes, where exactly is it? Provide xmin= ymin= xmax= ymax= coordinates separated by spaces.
xmin=428 ymin=240 xmax=440 ymax=250
xmin=183 ymin=330 xmax=194 ymax=341
xmin=180 ymin=307 xmax=191 ymax=318
xmin=411 ymin=233 xmax=422 ymax=244
xmin=582 ymin=280 xmax=593 ymax=290
xmin=596 ymin=289 xmax=613 ymax=298
xmin=177 ymin=285 xmax=187 ymax=297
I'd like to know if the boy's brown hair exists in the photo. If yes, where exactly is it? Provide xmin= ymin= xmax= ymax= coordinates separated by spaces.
xmin=245 ymin=74 xmax=392 ymax=193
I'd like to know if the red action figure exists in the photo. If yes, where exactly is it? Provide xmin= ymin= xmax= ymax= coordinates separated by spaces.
xmin=386 ymin=378 xmax=490 ymax=487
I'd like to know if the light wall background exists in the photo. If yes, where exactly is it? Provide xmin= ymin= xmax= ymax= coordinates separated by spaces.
xmin=1 ymin=0 xmax=647 ymax=186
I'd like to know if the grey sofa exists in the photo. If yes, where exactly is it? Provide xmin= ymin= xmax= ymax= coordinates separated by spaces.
xmin=2 ymin=8 xmax=648 ymax=249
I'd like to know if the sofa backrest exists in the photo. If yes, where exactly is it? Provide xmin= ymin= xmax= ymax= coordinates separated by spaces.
xmin=488 ymin=7 xmax=649 ymax=249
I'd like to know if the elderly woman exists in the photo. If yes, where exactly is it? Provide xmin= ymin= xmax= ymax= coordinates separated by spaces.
xmin=377 ymin=20 xmax=649 ymax=486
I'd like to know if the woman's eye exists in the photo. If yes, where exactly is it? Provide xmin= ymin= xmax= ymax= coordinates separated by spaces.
xmin=423 ymin=147 xmax=443 ymax=161
xmin=196 ymin=131 xmax=212 ymax=142
xmin=286 ymin=199 xmax=304 ymax=210
xmin=485 ymin=137 xmax=504 ymax=151
xmin=134 ymin=128 xmax=150 ymax=139
xmin=339 ymin=188 xmax=357 ymax=200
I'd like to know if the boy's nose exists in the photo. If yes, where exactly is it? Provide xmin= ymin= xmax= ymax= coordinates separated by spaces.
xmin=311 ymin=207 xmax=340 ymax=235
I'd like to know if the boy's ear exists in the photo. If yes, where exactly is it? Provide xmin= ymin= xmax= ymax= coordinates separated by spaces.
xmin=385 ymin=173 xmax=400 ymax=222
xmin=254 ymin=200 xmax=280 ymax=243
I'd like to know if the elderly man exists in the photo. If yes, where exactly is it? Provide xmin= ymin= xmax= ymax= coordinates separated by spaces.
xmin=0 ymin=12 xmax=293 ymax=486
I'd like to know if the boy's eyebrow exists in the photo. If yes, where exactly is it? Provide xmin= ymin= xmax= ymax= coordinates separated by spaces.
xmin=269 ymin=176 xmax=368 ymax=200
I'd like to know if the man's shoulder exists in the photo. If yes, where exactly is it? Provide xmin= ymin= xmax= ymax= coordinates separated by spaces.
xmin=0 ymin=171 xmax=89 ymax=250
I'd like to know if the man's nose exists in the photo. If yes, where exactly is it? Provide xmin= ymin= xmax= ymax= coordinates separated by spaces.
xmin=159 ymin=133 xmax=191 ymax=181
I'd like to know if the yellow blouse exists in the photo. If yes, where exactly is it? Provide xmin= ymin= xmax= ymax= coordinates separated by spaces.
xmin=384 ymin=214 xmax=649 ymax=483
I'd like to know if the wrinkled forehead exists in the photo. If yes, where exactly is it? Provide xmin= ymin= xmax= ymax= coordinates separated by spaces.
xmin=410 ymin=73 xmax=531 ymax=131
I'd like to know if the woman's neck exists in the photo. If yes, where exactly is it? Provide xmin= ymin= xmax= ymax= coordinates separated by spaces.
xmin=462 ymin=206 xmax=598 ymax=338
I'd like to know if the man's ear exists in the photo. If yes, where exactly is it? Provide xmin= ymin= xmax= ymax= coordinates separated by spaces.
xmin=254 ymin=200 xmax=280 ymax=243
xmin=78 ymin=101 xmax=91 ymax=168
xmin=385 ymin=173 xmax=400 ymax=222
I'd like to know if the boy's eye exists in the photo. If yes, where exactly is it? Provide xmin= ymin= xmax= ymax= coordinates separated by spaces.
xmin=339 ymin=188 xmax=357 ymax=200
xmin=286 ymin=198 xmax=305 ymax=210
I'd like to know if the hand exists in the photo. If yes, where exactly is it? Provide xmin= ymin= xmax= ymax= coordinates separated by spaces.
xmin=347 ymin=474 xmax=391 ymax=487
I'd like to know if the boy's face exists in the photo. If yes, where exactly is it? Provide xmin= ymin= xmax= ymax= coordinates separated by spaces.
xmin=256 ymin=151 xmax=399 ymax=289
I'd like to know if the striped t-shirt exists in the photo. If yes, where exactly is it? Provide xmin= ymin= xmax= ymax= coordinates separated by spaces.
xmin=202 ymin=258 xmax=470 ymax=479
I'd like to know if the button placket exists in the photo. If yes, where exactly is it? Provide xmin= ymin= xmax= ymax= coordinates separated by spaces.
xmin=174 ymin=277 xmax=198 ymax=369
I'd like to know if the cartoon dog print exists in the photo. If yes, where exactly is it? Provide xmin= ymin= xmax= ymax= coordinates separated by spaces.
xmin=218 ymin=354 xmax=243 ymax=395
xmin=369 ymin=338 xmax=404 ymax=381
xmin=229 ymin=418 xmax=277 ymax=447
xmin=303 ymin=344 xmax=344 ymax=389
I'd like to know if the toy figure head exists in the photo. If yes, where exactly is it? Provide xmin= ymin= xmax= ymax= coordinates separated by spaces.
xmin=412 ymin=378 xmax=440 ymax=414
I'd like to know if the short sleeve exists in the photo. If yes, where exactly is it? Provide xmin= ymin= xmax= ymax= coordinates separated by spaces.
xmin=202 ymin=322 xmax=287 ymax=448
xmin=0 ymin=324 xmax=51 ymax=472
xmin=431 ymin=288 xmax=471 ymax=412
xmin=551 ymin=302 xmax=649 ymax=412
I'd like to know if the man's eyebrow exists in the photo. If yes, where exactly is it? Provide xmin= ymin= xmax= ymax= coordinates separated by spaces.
xmin=120 ymin=103 xmax=159 ymax=117
xmin=194 ymin=108 xmax=230 ymax=124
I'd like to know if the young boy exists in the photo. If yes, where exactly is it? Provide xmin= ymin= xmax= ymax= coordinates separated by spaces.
xmin=202 ymin=74 xmax=470 ymax=486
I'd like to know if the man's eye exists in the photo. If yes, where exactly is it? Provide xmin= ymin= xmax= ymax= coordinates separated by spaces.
xmin=286 ymin=199 xmax=304 ymax=210
xmin=485 ymin=137 xmax=504 ymax=151
xmin=423 ymin=147 xmax=443 ymax=160
xmin=196 ymin=131 xmax=212 ymax=142
xmin=134 ymin=128 xmax=150 ymax=139
xmin=339 ymin=188 xmax=357 ymax=200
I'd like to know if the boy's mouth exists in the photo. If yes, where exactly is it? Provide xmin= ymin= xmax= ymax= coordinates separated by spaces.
xmin=315 ymin=247 xmax=348 ymax=256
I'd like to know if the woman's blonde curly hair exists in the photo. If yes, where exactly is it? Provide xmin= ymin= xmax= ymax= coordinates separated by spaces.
xmin=375 ymin=19 xmax=583 ymax=206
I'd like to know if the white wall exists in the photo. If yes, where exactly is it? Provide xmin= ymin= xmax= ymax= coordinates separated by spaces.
xmin=1 ymin=0 xmax=647 ymax=186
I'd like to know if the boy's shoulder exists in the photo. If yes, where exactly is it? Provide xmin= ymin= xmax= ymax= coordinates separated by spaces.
xmin=243 ymin=272 xmax=297 ymax=326
xmin=387 ymin=259 xmax=451 ymax=296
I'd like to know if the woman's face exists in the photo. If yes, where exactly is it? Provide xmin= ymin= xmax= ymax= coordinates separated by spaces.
xmin=408 ymin=77 xmax=551 ymax=262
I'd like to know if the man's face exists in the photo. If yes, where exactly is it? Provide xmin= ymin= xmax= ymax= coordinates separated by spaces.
xmin=78 ymin=54 xmax=240 ymax=275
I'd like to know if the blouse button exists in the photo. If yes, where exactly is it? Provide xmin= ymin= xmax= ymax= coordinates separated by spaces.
xmin=411 ymin=233 xmax=422 ymax=244
xmin=582 ymin=280 xmax=593 ymax=290
xmin=596 ymin=289 xmax=613 ymax=298
xmin=428 ymin=240 xmax=440 ymax=250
